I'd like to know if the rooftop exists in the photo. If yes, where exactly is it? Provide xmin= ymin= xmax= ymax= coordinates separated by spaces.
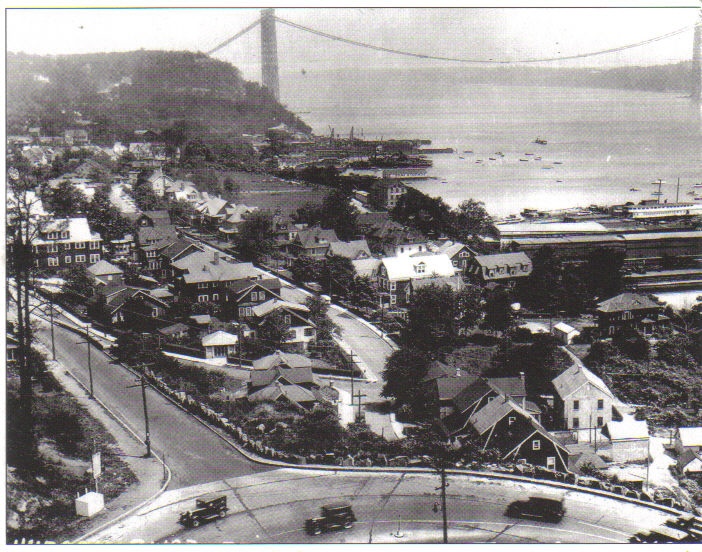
xmin=597 ymin=293 xmax=663 ymax=313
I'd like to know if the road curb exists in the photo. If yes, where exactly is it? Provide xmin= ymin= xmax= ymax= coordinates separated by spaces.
xmin=59 ymin=369 xmax=172 ymax=544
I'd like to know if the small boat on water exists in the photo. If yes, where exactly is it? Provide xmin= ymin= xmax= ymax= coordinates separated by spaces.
xmin=459 ymin=156 xmax=465 ymax=159
xmin=693 ymin=183 xmax=702 ymax=188
xmin=495 ymin=151 xmax=505 ymax=157
xmin=630 ymin=188 xmax=640 ymax=192
xmin=519 ymin=158 xmax=529 ymax=162
xmin=542 ymin=166 xmax=553 ymax=170
xmin=534 ymin=156 xmax=542 ymax=161
xmin=525 ymin=152 xmax=534 ymax=156
xmin=534 ymin=137 xmax=548 ymax=145
xmin=464 ymin=150 xmax=473 ymax=154
xmin=554 ymin=161 xmax=563 ymax=165
xmin=556 ymin=180 xmax=563 ymax=183
xmin=489 ymin=157 xmax=497 ymax=161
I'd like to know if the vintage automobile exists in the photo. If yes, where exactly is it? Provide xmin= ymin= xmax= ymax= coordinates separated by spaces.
xmin=178 ymin=494 xmax=229 ymax=528
xmin=305 ymin=503 xmax=357 ymax=536
xmin=505 ymin=495 xmax=566 ymax=523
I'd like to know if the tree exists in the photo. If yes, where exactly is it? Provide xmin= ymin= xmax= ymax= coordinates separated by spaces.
xmin=86 ymin=184 xmax=132 ymax=243
xmin=7 ymin=166 xmax=44 ymax=470
xmin=403 ymin=284 xmax=460 ymax=350
xmin=319 ymin=189 xmax=359 ymax=241
xmin=223 ymin=176 xmax=241 ymax=200
xmin=381 ymin=347 xmax=433 ymax=419
xmin=44 ymin=179 xmax=88 ymax=217
xmin=516 ymin=247 xmax=563 ymax=314
xmin=584 ymin=247 xmax=625 ymax=300
xmin=392 ymin=187 xmax=453 ymax=238
xmin=131 ymin=171 xmax=164 ymax=211
xmin=324 ymin=255 xmax=356 ymax=299
xmin=236 ymin=211 xmax=276 ymax=262
xmin=455 ymin=285 xmax=483 ymax=333
xmin=294 ymin=406 xmax=344 ymax=454
xmin=61 ymin=265 xmax=94 ymax=305
xmin=256 ymin=311 xmax=291 ymax=351
xmin=482 ymin=287 xmax=514 ymax=333
xmin=451 ymin=199 xmax=494 ymax=239
xmin=87 ymin=292 xmax=112 ymax=326
xmin=305 ymin=295 xmax=338 ymax=342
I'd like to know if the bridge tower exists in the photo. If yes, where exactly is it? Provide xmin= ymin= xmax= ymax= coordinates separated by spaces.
xmin=260 ymin=8 xmax=280 ymax=101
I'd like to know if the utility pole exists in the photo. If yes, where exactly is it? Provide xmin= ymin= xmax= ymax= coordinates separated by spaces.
xmin=354 ymin=390 xmax=366 ymax=422
xmin=77 ymin=324 xmax=94 ymax=398
xmin=237 ymin=323 xmax=243 ymax=370
xmin=48 ymin=303 xmax=56 ymax=361
xmin=127 ymin=375 xmax=152 ymax=458
xmin=440 ymin=464 xmax=448 ymax=544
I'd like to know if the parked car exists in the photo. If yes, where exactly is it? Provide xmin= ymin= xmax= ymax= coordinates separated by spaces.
xmin=179 ymin=494 xmax=228 ymax=528
xmin=505 ymin=495 xmax=566 ymax=523
xmin=305 ymin=503 xmax=357 ymax=536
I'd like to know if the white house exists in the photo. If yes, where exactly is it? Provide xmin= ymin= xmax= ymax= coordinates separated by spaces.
xmin=602 ymin=414 xmax=649 ymax=463
xmin=377 ymin=253 xmax=457 ymax=307
xmin=201 ymin=331 xmax=238 ymax=362
xmin=675 ymin=427 xmax=702 ymax=456
xmin=552 ymin=322 xmax=581 ymax=345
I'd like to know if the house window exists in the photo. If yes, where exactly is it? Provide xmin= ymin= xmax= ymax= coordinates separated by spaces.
xmin=304 ymin=327 xmax=315 ymax=337
xmin=389 ymin=281 xmax=396 ymax=291
xmin=64 ymin=256 xmax=72 ymax=264
xmin=75 ymin=242 xmax=85 ymax=249
xmin=148 ymin=261 xmax=159 ymax=270
xmin=573 ymin=400 xmax=579 ymax=411
xmin=572 ymin=418 xmax=580 ymax=429
xmin=245 ymin=307 xmax=252 ymax=317
xmin=546 ymin=457 xmax=556 ymax=470
xmin=597 ymin=399 xmax=604 ymax=410
xmin=251 ymin=291 xmax=258 ymax=301
xmin=415 ymin=263 xmax=425 ymax=274
xmin=48 ymin=257 xmax=59 ymax=267
xmin=532 ymin=439 xmax=541 ymax=451
xmin=390 ymin=294 xmax=396 ymax=305
xmin=285 ymin=330 xmax=297 ymax=341
xmin=151 ymin=308 xmax=159 ymax=318
xmin=284 ymin=314 xmax=291 ymax=326
xmin=47 ymin=231 xmax=59 ymax=240
xmin=508 ymin=416 xmax=516 ymax=426
xmin=212 ymin=293 xmax=219 ymax=301
xmin=259 ymin=291 xmax=265 ymax=301
xmin=60 ymin=231 xmax=69 ymax=239
xmin=197 ymin=295 xmax=209 ymax=303
xmin=146 ymin=250 xmax=157 ymax=258
xmin=197 ymin=282 xmax=208 ymax=289
xmin=238 ymin=307 xmax=245 ymax=317
xmin=90 ymin=254 xmax=100 ymax=263
xmin=90 ymin=241 xmax=100 ymax=249
xmin=47 ymin=243 xmax=59 ymax=253
xmin=75 ymin=255 xmax=86 ymax=263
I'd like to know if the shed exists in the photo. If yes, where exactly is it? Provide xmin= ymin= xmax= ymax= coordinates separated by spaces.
xmin=602 ymin=415 xmax=649 ymax=463
xmin=201 ymin=331 xmax=238 ymax=360
xmin=552 ymin=322 xmax=581 ymax=345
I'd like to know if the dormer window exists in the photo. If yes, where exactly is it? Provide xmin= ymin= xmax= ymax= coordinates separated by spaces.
xmin=60 ymin=231 xmax=69 ymax=239
xmin=415 ymin=262 xmax=425 ymax=274
xmin=46 ymin=232 xmax=59 ymax=240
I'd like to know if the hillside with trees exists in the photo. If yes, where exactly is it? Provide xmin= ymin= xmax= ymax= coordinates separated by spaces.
xmin=6 ymin=50 xmax=310 ymax=142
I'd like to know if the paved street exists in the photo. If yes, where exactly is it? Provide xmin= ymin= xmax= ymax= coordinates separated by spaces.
xmin=86 ymin=469 xmax=675 ymax=544
xmin=34 ymin=323 xmax=270 ymax=490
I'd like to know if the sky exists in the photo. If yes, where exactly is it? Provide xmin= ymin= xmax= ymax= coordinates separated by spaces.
xmin=6 ymin=2 xmax=702 ymax=83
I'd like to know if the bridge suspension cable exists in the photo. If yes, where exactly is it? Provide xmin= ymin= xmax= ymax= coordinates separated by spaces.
xmin=207 ymin=18 xmax=260 ymax=55
xmin=273 ymin=15 xmax=694 ymax=64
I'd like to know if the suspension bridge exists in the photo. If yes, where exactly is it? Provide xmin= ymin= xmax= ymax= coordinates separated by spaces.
xmin=207 ymin=8 xmax=702 ymax=103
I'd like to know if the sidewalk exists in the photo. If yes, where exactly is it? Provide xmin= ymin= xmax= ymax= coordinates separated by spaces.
xmin=33 ymin=336 xmax=168 ymax=543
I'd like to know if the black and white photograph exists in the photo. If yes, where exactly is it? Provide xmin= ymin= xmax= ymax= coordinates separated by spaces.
xmin=5 ymin=2 xmax=702 ymax=545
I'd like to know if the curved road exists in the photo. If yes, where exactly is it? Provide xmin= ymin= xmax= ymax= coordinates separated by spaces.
xmin=35 ymin=323 xmax=270 ymax=489
xmin=88 ymin=469 xmax=675 ymax=544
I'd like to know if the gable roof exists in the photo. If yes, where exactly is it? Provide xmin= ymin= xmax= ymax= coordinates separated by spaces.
xmin=380 ymin=253 xmax=456 ymax=281
xmin=201 ymin=330 xmax=238 ymax=347
xmin=677 ymin=427 xmax=702 ymax=448
xmin=137 ymin=225 xmax=178 ymax=246
xmin=248 ymin=381 xmax=317 ymax=407
xmin=553 ymin=322 xmax=578 ymax=334
xmin=141 ymin=210 xmax=171 ymax=224
xmin=250 ymin=365 xmax=316 ymax=388
xmin=251 ymin=298 xmax=310 ymax=318
xmin=296 ymin=226 xmax=339 ymax=249
xmin=34 ymin=217 xmax=100 ymax=244
xmin=597 ymin=293 xmax=663 ymax=313
xmin=328 ymin=239 xmax=372 ymax=260
xmin=105 ymin=287 xmax=170 ymax=313
xmin=473 ymin=252 xmax=532 ymax=269
xmin=159 ymin=239 xmax=201 ymax=261
xmin=552 ymin=363 xmax=614 ymax=400
xmin=87 ymin=259 xmax=123 ymax=277
xmin=157 ymin=322 xmax=191 ymax=336
xmin=173 ymin=251 xmax=259 ymax=284
xmin=231 ymin=278 xmax=283 ymax=300
xmin=195 ymin=197 xmax=229 ymax=217
xmin=469 ymin=395 xmax=525 ymax=435
xmin=488 ymin=376 xmax=526 ymax=398
xmin=352 ymin=258 xmax=381 ymax=279
xmin=252 ymin=350 xmax=315 ymax=371
xmin=434 ymin=241 xmax=470 ymax=259
xmin=603 ymin=415 xmax=649 ymax=441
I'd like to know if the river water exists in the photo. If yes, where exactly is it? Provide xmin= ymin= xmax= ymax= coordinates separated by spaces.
xmin=283 ymin=67 xmax=702 ymax=218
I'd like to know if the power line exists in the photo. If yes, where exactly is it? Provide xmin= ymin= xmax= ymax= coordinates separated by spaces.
xmin=274 ymin=16 xmax=694 ymax=65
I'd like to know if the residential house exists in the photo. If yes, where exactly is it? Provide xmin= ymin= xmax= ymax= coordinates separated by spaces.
xmin=7 ymin=334 xmax=18 ymax=363
xmin=32 ymin=217 xmax=102 ymax=271
xmin=288 ymin=226 xmax=339 ymax=259
xmin=552 ymin=322 xmax=581 ymax=345
xmin=433 ymin=241 xmax=476 ymax=273
xmin=230 ymin=279 xmax=283 ymax=321
xmin=352 ymin=258 xmax=381 ymax=280
xmin=218 ymin=204 xmax=258 ymax=242
xmin=675 ymin=427 xmax=702 ymax=457
xmin=147 ymin=169 xmax=175 ymax=197
xmin=108 ymin=234 xmax=135 ymax=262
xmin=552 ymin=363 xmax=616 ymax=442
xmin=251 ymin=299 xmax=317 ymax=352
xmin=157 ymin=322 xmax=191 ymax=341
xmin=410 ymin=274 xmax=465 ymax=295
xmin=602 ymin=414 xmax=649 ymax=463
xmin=377 ymin=253 xmax=457 ymax=307
xmin=156 ymin=239 xmax=203 ymax=280
xmin=171 ymin=250 xmax=261 ymax=308
xmin=136 ymin=225 xmax=180 ymax=272
xmin=251 ymin=350 xmax=333 ymax=373
xmin=87 ymin=260 xmax=124 ymax=291
xmin=596 ymin=293 xmax=666 ymax=336
xmin=369 ymin=179 xmax=407 ymax=211
xmin=246 ymin=363 xmax=337 ymax=411
xmin=64 ymin=129 xmax=89 ymax=145
xmin=678 ymin=449 xmax=702 ymax=474
xmin=135 ymin=210 xmax=172 ymax=228
xmin=194 ymin=196 xmax=231 ymax=231
xmin=468 ymin=394 xmax=570 ymax=472
xmin=105 ymin=287 xmax=171 ymax=327
xmin=327 ymin=239 xmax=372 ymax=260
xmin=202 ymin=330 xmax=238 ymax=361
xmin=468 ymin=252 xmax=533 ymax=286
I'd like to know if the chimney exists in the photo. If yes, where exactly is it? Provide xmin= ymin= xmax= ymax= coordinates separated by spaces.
xmin=213 ymin=251 xmax=219 ymax=265
xmin=520 ymin=371 xmax=525 ymax=386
